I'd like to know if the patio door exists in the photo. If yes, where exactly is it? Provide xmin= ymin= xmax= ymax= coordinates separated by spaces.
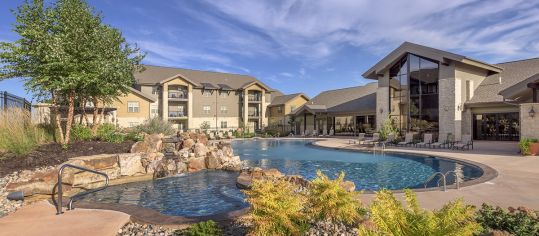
xmin=473 ymin=113 xmax=519 ymax=141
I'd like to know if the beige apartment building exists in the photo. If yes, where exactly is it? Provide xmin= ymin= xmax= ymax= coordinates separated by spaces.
xmin=120 ymin=65 xmax=277 ymax=131
xmin=267 ymin=93 xmax=309 ymax=133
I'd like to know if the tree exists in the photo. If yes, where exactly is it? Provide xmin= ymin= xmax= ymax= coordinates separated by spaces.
xmin=0 ymin=0 xmax=143 ymax=145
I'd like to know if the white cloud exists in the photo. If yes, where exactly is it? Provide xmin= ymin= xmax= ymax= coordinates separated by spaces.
xmin=279 ymin=72 xmax=293 ymax=77
xmin=198 ymin=0 xmax=539 ymax=61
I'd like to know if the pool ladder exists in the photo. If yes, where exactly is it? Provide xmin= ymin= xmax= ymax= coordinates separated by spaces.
xmin=423 ymin=171 xmax=461 ymax=191
xmin=372 ymin=142 xmax=385 ymax=156
xmin=53 ymin=164 xmax=109 ymax=215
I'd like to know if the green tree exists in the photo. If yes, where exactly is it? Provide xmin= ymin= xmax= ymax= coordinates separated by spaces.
xmin=0 ymin=0 xmax=143 ymax=144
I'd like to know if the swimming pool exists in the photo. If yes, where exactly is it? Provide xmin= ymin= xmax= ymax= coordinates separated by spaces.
xmin=234 ymin=139 xmax=483 ymax=190
xmin=79 ymin=170 xmax=247 ymax=217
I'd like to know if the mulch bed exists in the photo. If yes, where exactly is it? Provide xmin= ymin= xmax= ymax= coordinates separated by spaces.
xmin=0 ymin=141 xmax=135 ymax=177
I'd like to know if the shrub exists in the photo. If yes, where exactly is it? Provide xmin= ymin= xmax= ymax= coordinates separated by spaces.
xmin=307 ymin=170 xmax=363 ymax=224
xmin=379 ymin=116 xmax=398 ymax=141
xmin=0 ymin=108 xmax=53 ymax=155
xmin=96 ymin=123 xmax=125 ymax=143
xmin=359 ymin=189 xmax=482 ymax=235
xmin=134 ymin=117 xmax=175 ymax=135
xmin=125 ymin=129 xmax=144 ymax=142
xmin=476 ymin=204 xmax=539 ymax=235
xmin=243 ymin=178 xmax=309 ymax=235
xmin=71 ymin=124 xmax=93 ymax=141
xmin=180 ymin=220 xmax=222 ymax=236
xmin=519 ymin=138 xmax=538 ymax=155
xmin=200 ymin=121 xmax=211 ymax=131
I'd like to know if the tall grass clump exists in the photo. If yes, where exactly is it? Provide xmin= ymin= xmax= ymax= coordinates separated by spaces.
xmin=180 ymin=220 xmax=222 ymax=236
xmin=134 ymin=117 xmax=175 ymax=135
xmin=70 ymin=124 xmax=93 ymax=141
xmin=307 ymin=170 xmax=364 ymax=224
xmin=0 ymin=108 xmax=52 ymax=155
xmin=243 ymin=178 xmax=309 ymax=236
xmin=359 ymin=189 xmax=482 ymax=236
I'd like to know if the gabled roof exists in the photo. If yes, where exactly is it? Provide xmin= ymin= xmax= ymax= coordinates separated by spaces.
xmin=294 ymin=83 xmax=377 ymax=115
xmin=268 ymin=93 xmax=309 ymax=107
xmin=362 ymin=42 xmax=502 ymax=80
xmin=467 ymin=58 xmax=539 ymax=105
xmin=126 ymin=86 xmax=156 ymax=102
xmin=135 ymin=65 xmax=274 ymax=91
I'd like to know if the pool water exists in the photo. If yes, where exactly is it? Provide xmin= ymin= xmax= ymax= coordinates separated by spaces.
xmin=79 ymin=170 xmax=247 ymax=217
xmin=234 ymin=139 xmax=483 ymax=190
xmin=79 ymin=139 xmax=483 ymax=217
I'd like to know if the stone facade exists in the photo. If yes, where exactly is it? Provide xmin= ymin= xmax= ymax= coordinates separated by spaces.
xmin=375 ymin=74 xmax=390 ymax=131
xmin=520 ymin=103 xmax=539 ymax=139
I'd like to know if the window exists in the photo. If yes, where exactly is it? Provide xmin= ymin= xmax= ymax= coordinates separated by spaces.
xmin=220 ymin=92 xmax=228 ymax=98
xmin=220 ymin=106 xmax=227 ymax=114
xmin=150 ymin=104 xmax=158 ymax=118
xmin=203 ymin=105 xmax=211 ymax=114
xmin=220 ymin=121 xmax=228 ymax=128
xmin=203 ymin=90 xmax=212 ymax=97
xmin=127 ymin=101 xmax=139 ymax=113
xmin=277 ymin=106 xmax=283 ymax=114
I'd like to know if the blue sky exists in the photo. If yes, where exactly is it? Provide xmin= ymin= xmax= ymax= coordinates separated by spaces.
xmin=2 ymin=0 xmax=539 ymax=101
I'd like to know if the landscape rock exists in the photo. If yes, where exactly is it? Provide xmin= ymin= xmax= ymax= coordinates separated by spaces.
xmin=193 ymin=143 xmax=209 ymax=157
xmin=205 ymin=151 xmax=222 ymax=169
xmin=188 ymin=157 xmax=206 ymax=172
xmin=182 ymin=139 xmax=196 ymax=149
xmin=130 ymin=141 xmax=149 ymax=153
xmin=118 ymin=153 xmax=145 ymax=176
xmin=5 ymin=168 xmax=61 ymax=196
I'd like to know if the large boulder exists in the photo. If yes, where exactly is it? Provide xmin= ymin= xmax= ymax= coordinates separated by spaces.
xmin=187 ymin=157 xmax=206 ymax=172
xmin=193 ymin=143 xmax=209 ymax=157
xmin=130 ymin=133 xmax=163 ymax=153
xmin=118 ymin=153 xmax=145 ymax=176
xmin=205 ymin=151 xmax=222 ymax=169
xmin=221 ymin=155 xmax=241 ymax=171
xmin=182 ymin=139 xmax=196 ymax=149
xmin=197 ymin=133 xmax=209 ymax=146
xmin=63 ymin=154 xmax=121 ymax=186
xmin=236 ymin=168 xmax=284 ymax=189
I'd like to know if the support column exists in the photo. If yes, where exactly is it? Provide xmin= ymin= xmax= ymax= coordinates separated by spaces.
xmin=533 ymin=88 xmax=537 ymax=103
xmin=163 ymin=84 xmax=169 ymax=121
xmin=187 ymin=84 xmax=193 ymax=130
xmin=303 ymin=113 xmax=307 ymax=134
xmin=313 ymin=114 xmax=317 ymax=133
xmin=243 ymin=90 xmax=248 ymax=131
xmin=261 ymin=90 xmax=266 ymax=129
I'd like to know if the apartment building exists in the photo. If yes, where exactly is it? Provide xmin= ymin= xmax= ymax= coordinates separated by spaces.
xmin=117 ymin=65 xmax=277 ymax=131
xmin=267 ymin=93 xmax=309 ymax=133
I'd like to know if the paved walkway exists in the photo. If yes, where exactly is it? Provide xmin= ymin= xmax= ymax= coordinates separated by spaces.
xmin=0 ymin=201 xmax=129 ymax=236
xmin=314 ymin=138 xmax=539 ymax=210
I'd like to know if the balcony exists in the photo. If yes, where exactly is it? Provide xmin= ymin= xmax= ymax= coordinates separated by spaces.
xmin=248 ymin=111 xmax=260 ymax=118
xmin=168 ymin=91 xmax=188 ymax=101
xmin=168 ymin=111 xmax=187 ymax=119
xmin=247 ymin=92 xmax=262 ymax=102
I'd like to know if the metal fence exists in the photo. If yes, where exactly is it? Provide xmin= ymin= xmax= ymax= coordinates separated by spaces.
xmin=0 ymin=91 xmax=31 ymax=111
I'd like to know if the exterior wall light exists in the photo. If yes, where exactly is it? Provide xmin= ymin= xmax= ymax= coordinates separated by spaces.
xmin=529 ymin=107 xmax=536 ymax=118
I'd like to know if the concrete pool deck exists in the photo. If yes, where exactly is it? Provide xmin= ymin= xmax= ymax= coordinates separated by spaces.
xmin=313 ymin=138 xmax=539 ymax=210
xmin=0 ymin=200 xmax=129 ymax=236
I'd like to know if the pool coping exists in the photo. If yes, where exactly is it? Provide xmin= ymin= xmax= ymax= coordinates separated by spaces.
xmin=307 ymin=140 xmax=498 ymax=194
xmin=72 ymin=201 xmax=249 ymax=226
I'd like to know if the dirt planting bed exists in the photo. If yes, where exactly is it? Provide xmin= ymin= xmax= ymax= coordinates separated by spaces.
xmin=0 ymin=141 xmax=134 ymax=177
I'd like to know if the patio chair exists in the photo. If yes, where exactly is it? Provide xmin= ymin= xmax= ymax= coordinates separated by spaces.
xmin=397 ymin=133 xmax=414 ymax=146
xmin=364 ymin=133 xmax=380 ymax=146
xmin=208 ymin=132 xmax=215 ymax=140
xmin=329 ymin=129 xmax=334 ymax=136
xmin=453 ymin=134 xmax=473 ymax=150
xmin=227 ymin=132 xmax=235 ymax=139
xmin=416 ymin=133 xmax=433 ymax=148
xmin=349 ymin=133 xmax=366 ymax=144
xmin=218 ymin=132 xmax=225 ymax=139
xmin=311 ymin=130 xmax=318 ymax=137
xmin=430 ymin=134 xmax=448 ymax=149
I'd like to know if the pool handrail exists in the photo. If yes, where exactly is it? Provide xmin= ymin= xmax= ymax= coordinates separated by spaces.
xmin=423 ymin=172 xmax=446 ymax=191
xmin=53 ymin=164 xmax=109 ymax=215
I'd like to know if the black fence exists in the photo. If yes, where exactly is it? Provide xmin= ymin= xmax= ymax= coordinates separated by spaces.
xmin=0 ymin=91 xmax=31 ymax=111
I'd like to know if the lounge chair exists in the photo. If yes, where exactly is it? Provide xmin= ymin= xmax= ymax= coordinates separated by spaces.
xmin=227 ymin=132 xmax=235 ymax=139
xmin=416 ymin=133 xmax=433 ymax=148
xmin=453 ymin=134 xmax=473 ymax=150
xmin=431 ymin=134 xmax=448 ymax=149
xmin=218 ymin=132 xmax=225 ymax=139
xmin=349 ymin=133 xmax=366 ymax=144
xmin=364 ymin=133 xmax=380 ymax=146
xmin=208 ymin=132 xmax=215 ymax=140
xmin=329 ymin=129 xmax=334 ymax=136
xmin=397 ymin=133 xmax=414 ymax=146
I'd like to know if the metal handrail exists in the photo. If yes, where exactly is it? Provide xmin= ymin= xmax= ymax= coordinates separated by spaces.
xmin=443 ymin=171 xmax=460 ymax=190
xmin=423 ymin=172 xmax=447 ymax=191
xmin=54 ymin=164 xmax=109 ymax=215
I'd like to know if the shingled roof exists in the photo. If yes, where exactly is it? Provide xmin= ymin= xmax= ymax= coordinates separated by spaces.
xmin=294 ymin=83 xmax=377 ymax=115
xmin=135 ymin=65 xmax=274 ymax=91
xmin=269 ymin=93 xmax=309 ymax=107
xmin=466 ymin=58 xmax=539 ymax=105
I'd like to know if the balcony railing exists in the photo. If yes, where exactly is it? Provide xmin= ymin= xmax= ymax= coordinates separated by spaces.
xmin=248 ymin=95 xmax=261 ymax=102
xmin=248 ymin=112 xmax=260 ymax=117
xmin=168 ymin=111 xmax=187 ymax=118
xmin=168 ymin=91 xmax=188 ymax=99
